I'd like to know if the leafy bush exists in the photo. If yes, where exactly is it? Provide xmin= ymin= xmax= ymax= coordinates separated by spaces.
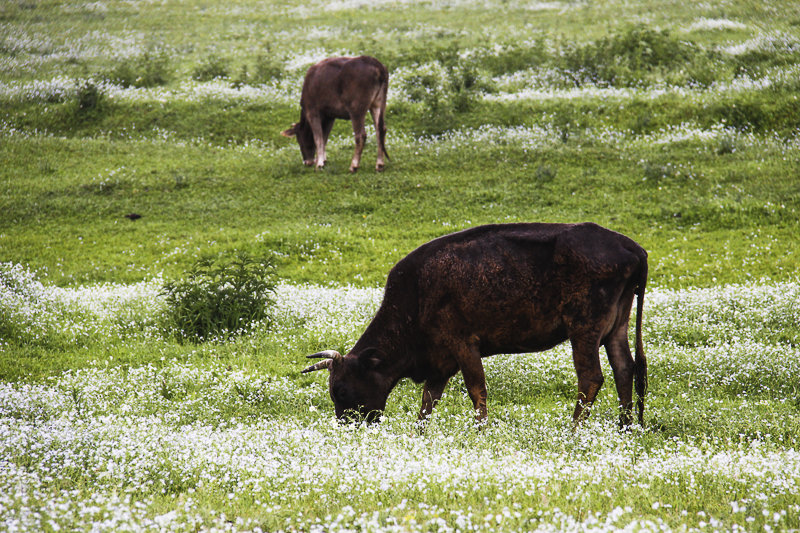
xmin=232 ymin=53 xmax=284 ymax=88
xmin=162 ymin=252 xmax=277 ymax=343
xmin=105 ymin=50 xmax=171 ymax=88
xmin=192 ymin=54 xmax=230 ymax=81
xmin=395 ymin=60 xmax=494 ymax=132
xmin=251 ymin=52 xmax=285 ymax=83
xmin=76 ymin=81 xmax=103 ymax=111
xmin=560 ymin=26 xmax=702 ymax=86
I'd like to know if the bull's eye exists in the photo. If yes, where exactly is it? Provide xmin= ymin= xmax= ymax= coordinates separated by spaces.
xmin=332 ymin=383 xmax=352 ymax=406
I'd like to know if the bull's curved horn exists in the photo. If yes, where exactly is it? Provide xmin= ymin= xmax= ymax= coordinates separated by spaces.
xmin=306 ymin=350 xmax=342 ymax=361
xmin=301 ymin=350 xmax=342 ymax=374
xmin=301 ymin=359 xmax=333 ymax=373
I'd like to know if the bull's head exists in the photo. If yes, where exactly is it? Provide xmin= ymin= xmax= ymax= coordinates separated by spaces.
xmin=301 ymin=349 xmax=388 ymax=423
xmin=281 ymin=121 xmax=315 ymax=166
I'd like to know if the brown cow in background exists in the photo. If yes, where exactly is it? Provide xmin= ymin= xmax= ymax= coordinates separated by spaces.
xmin=303 ymin=223 xmax=648 ymax=428
xmin=282 ymin=56 xmax=389 ymax=172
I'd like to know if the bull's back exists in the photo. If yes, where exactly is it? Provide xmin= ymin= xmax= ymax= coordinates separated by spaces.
xmin=395 ymin=223 xmax=645 ymax=355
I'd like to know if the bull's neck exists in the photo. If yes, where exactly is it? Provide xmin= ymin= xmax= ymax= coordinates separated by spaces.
xmin=350 ymin=305 xmax=417 ymax=383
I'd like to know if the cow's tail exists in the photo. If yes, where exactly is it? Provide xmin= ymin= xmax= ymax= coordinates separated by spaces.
xmin=378 ymin=74 xmax=390 ymax=161
xmin=633 ymin=251 xmax=648 ymax=426
xmin=378 ymin=112 xmax=389 ymax=161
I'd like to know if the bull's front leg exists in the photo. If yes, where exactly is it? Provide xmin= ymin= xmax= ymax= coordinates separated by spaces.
xmin=452 ymin=338 xmax=488 ymax=423
xmin=418 ymin=378 xmax=449 ymax=421
xmin=414 ymin=378 xmax=449 ymax=434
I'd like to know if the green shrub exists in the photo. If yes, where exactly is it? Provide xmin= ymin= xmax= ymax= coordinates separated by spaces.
xmin=105 ymin=50 xmax=171 ymax=88
xmin=716 ymin=136 xmax=737 ymax=155
xmin=161 ymin=252 xmax=277 ymax=343
xmin=192 ymin=54 xmax=230 ymax=81
xmin=560 ymin=26 xmax=700 ymax=86
xmin=76 ymin=81 xmax=103 ymax=111
xmin=400 ymin=60 xmax=493 ymax=132
xmin=535 ymin=164 xmax=557 ymax=182
xmin=231 ymin=53 xmax=284 ymax=88
xmin=251 ymin=52 xmax=285 ymax=83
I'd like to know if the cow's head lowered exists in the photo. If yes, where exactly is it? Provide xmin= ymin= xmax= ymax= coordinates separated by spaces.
xmin=301 ymin=349 xmax=390 ymax=423
xmin=281 ymin=121 xmax=315 ymax=167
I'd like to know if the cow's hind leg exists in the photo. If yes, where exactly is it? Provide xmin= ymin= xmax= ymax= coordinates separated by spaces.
xmin=349 ymin=114 xmax=367 ymax=173
xmin=570 ymin=335 xmax=604 ymax=425
xmin=370 ymin=106 xmax=387 ymax=171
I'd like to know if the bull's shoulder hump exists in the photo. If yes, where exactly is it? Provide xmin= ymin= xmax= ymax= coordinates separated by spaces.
xmin=393 ymin=224 xmax=573 ymax=273
xmin=554 ymin=222 xmax=647 ymax=272
xmin=425 ymin=223 xmax=573 ymax=247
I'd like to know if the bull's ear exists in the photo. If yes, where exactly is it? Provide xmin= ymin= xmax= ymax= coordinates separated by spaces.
xmin=281 ymin=124 xmax=298 ymax=138
xmin=359 ymin=347 xmax=383 ymax=371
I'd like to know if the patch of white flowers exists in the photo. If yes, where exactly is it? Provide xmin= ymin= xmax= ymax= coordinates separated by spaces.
xmin=294 ymin=0 xmax=564 ymax=13
xmin=2 ymin=266 xmax=800 ymax=530
xmin=0 ymin=76 xmax=304 ymax=105
xmin=684 ymin=18 xmax=748 ymax=32
xmin=0 ymin=263 xmax=166 ymax=349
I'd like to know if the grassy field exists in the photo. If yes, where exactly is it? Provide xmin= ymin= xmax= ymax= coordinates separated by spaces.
xmin=2 ymin=0 xmax=800 ymax=530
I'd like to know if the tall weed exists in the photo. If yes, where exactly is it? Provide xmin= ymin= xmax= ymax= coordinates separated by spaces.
xmin=560 ymin=25 xmax=710 ymax=87
xmin=104 ymin=50 xmax=171 ymax=88
xmin=162 ymin=252 xmax=277 ymax=343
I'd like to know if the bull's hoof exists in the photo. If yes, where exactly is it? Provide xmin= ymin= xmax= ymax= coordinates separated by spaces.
xmin=349 ymin=166 xmax=359 ymax=173
xmin=303 ymin=160 xmax=314 ymax=167
xmin=375 ymin=163 xmax=385 ymax=172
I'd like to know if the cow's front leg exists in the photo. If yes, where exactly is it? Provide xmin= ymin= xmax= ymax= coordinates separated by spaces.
xmin=418 ymin=378 xmax=449 ymax=421
xmin=309 ymin=118 xmax=327 ymax=170
xmin=415 ymin=378 xmax=449 ymax=434
xmin=349 ymin=116 xmax=367 ymax=173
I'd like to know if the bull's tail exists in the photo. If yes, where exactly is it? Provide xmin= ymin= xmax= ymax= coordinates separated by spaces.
xmin=633 ymin=254 xmax=648 ymax=426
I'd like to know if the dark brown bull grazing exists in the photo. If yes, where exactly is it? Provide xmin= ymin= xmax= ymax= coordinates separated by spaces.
xmin=281 ymin=56 xmax=389 ymax=172
xmin=302 ymin=223 xmax=648 ymax=427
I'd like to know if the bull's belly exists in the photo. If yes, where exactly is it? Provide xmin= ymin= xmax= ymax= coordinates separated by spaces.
xmin=479 ymin=326 xmax=569 ymax=357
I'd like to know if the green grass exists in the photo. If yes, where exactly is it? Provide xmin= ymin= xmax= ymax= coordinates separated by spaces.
xmin=2 ymin=125 xmax=798 ymax=287
xmin=2 ymin=0 xmax=800 ymax=530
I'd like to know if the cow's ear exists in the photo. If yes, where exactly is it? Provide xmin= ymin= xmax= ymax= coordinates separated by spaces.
xmin=281 ymin=124 xmax=298 ymax=138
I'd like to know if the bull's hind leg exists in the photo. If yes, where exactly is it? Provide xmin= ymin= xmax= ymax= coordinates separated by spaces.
xmin=604 ymin=325 xmax=636 ymax=427
xmin=570 ymin=335 xmax=604 ymax=425
xmin=349 ymin=114 xmax=367 ymax=173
